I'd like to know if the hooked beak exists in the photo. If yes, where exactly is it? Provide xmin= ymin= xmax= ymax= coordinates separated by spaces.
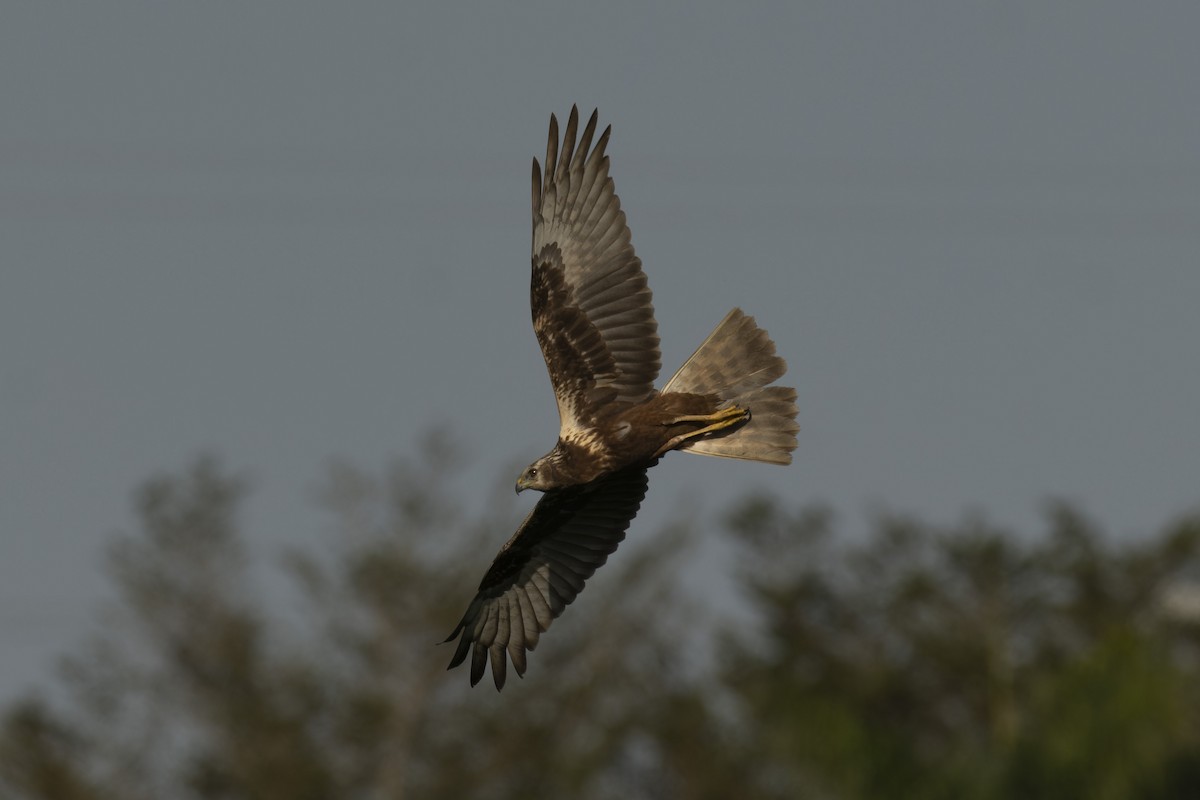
xmin=515 ymin=478 xmax=528 ymax=495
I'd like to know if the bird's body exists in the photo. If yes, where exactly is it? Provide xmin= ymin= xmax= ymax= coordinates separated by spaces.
xmin=520 ymin=390 xmax=735 ymax=490
xmin=445 ymin=107 xmax=799 ymax=689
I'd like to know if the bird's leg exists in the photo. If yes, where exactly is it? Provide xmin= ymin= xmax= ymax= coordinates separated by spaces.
xmin=662 ymin=405 xmax=749 ymax=426
xmin=654 ymin=405 xmax=750 ymax=457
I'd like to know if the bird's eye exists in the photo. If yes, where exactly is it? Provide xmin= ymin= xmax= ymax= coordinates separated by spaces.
xmin=528 ymin=467 xmax=538 ymax=478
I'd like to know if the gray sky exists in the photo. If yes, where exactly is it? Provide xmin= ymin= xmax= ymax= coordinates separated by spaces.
xmin=3 ymin=2 xmax=1199 ymax=702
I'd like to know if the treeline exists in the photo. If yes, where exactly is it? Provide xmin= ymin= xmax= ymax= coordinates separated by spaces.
xmin=3 ymin=443 xmax=1199 ymax=799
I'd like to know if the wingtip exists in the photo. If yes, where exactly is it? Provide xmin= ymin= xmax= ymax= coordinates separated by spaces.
xmin=491 ymin=655 xmax=508 ymax=691
xmin=597 ymin=124 xmax=612 ymax=155
xmin=559 ymin=108 xmax=580 ymax=178
xmin=470 ymin=642 xmax=487 ymax=686
xmin=531 ymin=157 xmax=542 ymax=215
xmin=445 ymin=633 xmax=471 ymax=672
xmin=545 ymin=114 xmax=560 ymax=185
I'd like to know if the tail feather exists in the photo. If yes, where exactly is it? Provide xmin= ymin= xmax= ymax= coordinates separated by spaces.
xmin=663 ymin=309 xmax=799 ymax=465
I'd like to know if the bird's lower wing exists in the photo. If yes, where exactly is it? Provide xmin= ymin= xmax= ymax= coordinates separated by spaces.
xmin=443 ymin=463 xmax=653 ymax=690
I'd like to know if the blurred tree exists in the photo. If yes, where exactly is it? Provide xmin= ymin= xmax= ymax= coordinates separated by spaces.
xmin=0 ymin=437 xmax=697 ymax=799
xmin=0 ymin=699 xmax=102 ymax=800
xmin=4 ymin=442 xmax=1200 ymax=799
xmin=719 ymin=497 xmax=1200 ymax=799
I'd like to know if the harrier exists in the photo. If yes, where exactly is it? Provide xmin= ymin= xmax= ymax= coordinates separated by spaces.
xmin=445 ymin=107 xmax=798 ymax=689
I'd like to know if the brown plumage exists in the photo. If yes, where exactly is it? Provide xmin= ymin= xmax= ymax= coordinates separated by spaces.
xmin=445 ymin=107 xmax=799 ymax=689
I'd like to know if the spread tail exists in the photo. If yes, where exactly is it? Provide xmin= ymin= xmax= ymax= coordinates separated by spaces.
xmin=662 ymin=308 xmax=799 ymax=465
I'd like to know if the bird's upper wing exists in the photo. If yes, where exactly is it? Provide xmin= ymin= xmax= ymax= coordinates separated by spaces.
xmin=530 ymin=106 xmax=661 ymax=439
xmin=444 ymin=463 xmax=652 ymax=690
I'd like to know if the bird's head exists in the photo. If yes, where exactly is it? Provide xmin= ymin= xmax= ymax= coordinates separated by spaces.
xmin=515 ymin=453 xmax=566 ymax=494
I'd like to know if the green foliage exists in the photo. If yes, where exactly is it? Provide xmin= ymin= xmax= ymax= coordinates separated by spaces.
xmin=3 ymin=446 xmax=1200 ymax=799
xmin=722 ymin=497 xmax=1200 ymax=799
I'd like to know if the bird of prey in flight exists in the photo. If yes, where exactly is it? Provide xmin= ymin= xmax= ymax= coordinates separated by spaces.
xmin=445 ymin=107 xmax=798 ymax=689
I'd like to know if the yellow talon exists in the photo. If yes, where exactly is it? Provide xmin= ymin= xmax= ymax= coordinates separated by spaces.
xmin=664 ymin=405 xmax=749 ymax=426
xmin=655 ymin=405 xmax=750 ymax=457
